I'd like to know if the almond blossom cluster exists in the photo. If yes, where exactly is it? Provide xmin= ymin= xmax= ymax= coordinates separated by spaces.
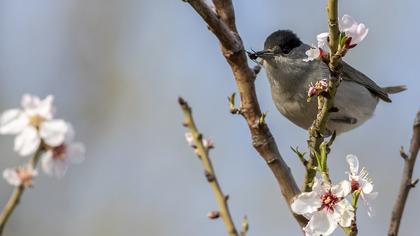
xmin=303 ymin=14 xmax=369 ymax=62
xmin=0 ymin=94 xmax=85 ymax=187
xmin=291 ymin=155 xmax=376 ymax=236
xmin=307 ymin=79 xmax=329 ymax=99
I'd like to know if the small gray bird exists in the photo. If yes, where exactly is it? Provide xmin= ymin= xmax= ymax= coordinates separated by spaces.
xmin=249 ymin=30 xmax=406 ymax=134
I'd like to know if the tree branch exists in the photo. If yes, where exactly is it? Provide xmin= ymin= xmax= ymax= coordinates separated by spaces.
xmin=388 ymin=110 xmax=420 ymax=236
xmin=182 ymin=0 xmax=306 ymax=227
xmin=179 ymin=97 xmax=239 ymax=236
xmin=0 ymin=147 xmax=43 ymax=235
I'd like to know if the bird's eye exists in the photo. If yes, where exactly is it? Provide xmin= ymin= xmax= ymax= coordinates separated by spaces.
xmin=281 ymin=46 xmax=291 ymax=54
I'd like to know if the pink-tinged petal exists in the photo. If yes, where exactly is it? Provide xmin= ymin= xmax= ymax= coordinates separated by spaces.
xmin=305 ymin=210 xmax=338 ymax=236
xmin=352 ymin=24 xmax=368 ymax=45
xmin=0 ymin=109 xmax=29 ymax=135
xmin=67 ymin=142 xmax=85 ymax=164
xmin=3 ymin=168 xmax=21 ymax=186
xmin=291 ymin=191 xmax=322 ymax=215
xmin=340 ymin=15 xmax=356 ymax=30
xmin=14 ymin=126 xmax=41 ymax=156
xmin=346 ymin=154 xmax=359 ymax=176
xmin=39 ymin=119 xmax=68 ymax=147
xmin=331 ymin=180 xmax=351 ymax=197
xmin=52 ymin=159 xmax=68 ymax=178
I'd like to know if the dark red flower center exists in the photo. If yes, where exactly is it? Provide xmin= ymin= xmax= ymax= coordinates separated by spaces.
xmin=52 ymin=144 xmax=67 ymax=160
xmin=321 ymin=191 xmax=339 ymax=211
xmin=351 ymin=179 xmax=360 ymax=192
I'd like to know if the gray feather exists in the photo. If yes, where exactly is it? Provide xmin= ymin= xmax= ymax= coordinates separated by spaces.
xmin=342 ymin=62 xmax=392 ymax=102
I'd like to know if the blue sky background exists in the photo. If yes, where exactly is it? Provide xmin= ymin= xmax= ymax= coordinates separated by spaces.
xmin=0 ymin=0 xmax=419 ymax=235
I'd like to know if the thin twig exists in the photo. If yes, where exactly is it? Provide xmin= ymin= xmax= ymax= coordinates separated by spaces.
xmin=0 ymin=147 xmax=44 ymax=235
xmin=179 ymin=97 xmax=239 ymax=236
xmin=182 ymin=0 xmax=306 ymax=227
xmin=303 ymin=0 xmax=342 ymax=192
xmin=388 ymin=110 xmax=420 ymax=236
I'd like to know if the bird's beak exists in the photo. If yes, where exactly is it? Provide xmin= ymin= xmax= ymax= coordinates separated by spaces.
xmin=247 ymin=49 xmax=275 ymax=61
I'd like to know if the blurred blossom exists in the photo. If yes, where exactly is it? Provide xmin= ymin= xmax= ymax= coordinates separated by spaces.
xmin=3 ymin=164 xmax=38 ymax=187
xmin=0 ymin=94 xmax=68 ymax=156
xmin=41 ymin=123 xmax=85 ymax=178
xmin=185 ymin=132 xmax=214 ymax=150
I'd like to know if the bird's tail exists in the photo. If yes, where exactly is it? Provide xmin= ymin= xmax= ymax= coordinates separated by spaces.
xmin=382 ymin=85 xmax=407 ymax=94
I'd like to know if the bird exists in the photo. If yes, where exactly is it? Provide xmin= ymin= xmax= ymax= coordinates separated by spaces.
xmin=248 ymin=30 xmax=406 ymax=134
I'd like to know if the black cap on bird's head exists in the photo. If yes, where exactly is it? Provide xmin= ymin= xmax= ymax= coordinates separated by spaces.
xmin=248 ymin=30 xmax=302 ymax=61
xmin=264 ymin=30 xmax=302 ymax=52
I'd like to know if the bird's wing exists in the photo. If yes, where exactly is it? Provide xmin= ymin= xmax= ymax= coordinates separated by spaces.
xmin=342 ymin=62 xmax=391 ymax=103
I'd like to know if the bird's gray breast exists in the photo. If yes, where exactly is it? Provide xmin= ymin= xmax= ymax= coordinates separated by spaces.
xmin=263 ymin=45 xmax=379 ymax=134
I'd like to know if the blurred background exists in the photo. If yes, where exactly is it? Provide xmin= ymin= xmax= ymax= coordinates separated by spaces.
xmin=0 ymin=0 xmax=418 ymax=235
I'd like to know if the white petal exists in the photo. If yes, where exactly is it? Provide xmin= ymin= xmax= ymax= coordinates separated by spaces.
xmin=316 ymin=32 xmax=329 ymax=48
xmin=360 ymin=179 xmax=373 ymax=194
xmin=0 ymin=109 xmax=29 ymax=135
xmin=37 ymin=95 xmax=55 ymax=119
xmin=41 ymin=151 xmax=68 ymax=178
xmin=67 ymin=142 xmax=85 ymax=164
xmin=306 ymin=210 xmax=339 ymax=236
xmin=39 ymin=119 xmax=68 ymax=146
xmin=14 ymin=126 xmax=41 ymax=156
xmin=331 ymin=180 xmax=351 ymax=197
xmin=335 ymin=200 xmax=354 ymax=227
xmin=41 ymin=150 xmax=54 ymax=175
xmin=52 ymin=159 xmax=68 ymax=178
xmin=340 ymin=14 xmax=356 ymax=31
xmin=312 ymin=178 xmax=325 ymax=194
xmin=21 ymin=94 xmax=54 ymax=119
xmin=361 ymin=192 xmax=378 ymax=217
xmin=346 ymin=154 xmax=359 ymax=175
xmin=303 ymin=47 xmax=321 ymax=62
xmin=291 ymin=191 xmax=322 ymax=215
xmin=3 ymin=168 xmax=21 ymax=186
xmin=64 ymin=123 xmax=75 ymax=143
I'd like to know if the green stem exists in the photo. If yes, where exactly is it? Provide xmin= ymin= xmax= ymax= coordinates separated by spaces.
xmin=303 ymin=0 xmax=342 ymax=192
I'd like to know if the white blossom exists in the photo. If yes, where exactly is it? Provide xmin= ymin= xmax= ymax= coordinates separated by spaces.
xmin=339 ymin=14 xmax=369 ymax=46
xmin=303 ymin=47 xmax=321 ymax=62
xmin=41 ymin=123 xmax=85 ymax=178
xmin=0 ymin=94 xmax=68 ymax=156
xmin=3 ymin=164 xmax=38 ymax=187
xmin=291 ymin=178 xmax=354 ymax=236
xmin=346 ymin=154 xmax=378 ymax=217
